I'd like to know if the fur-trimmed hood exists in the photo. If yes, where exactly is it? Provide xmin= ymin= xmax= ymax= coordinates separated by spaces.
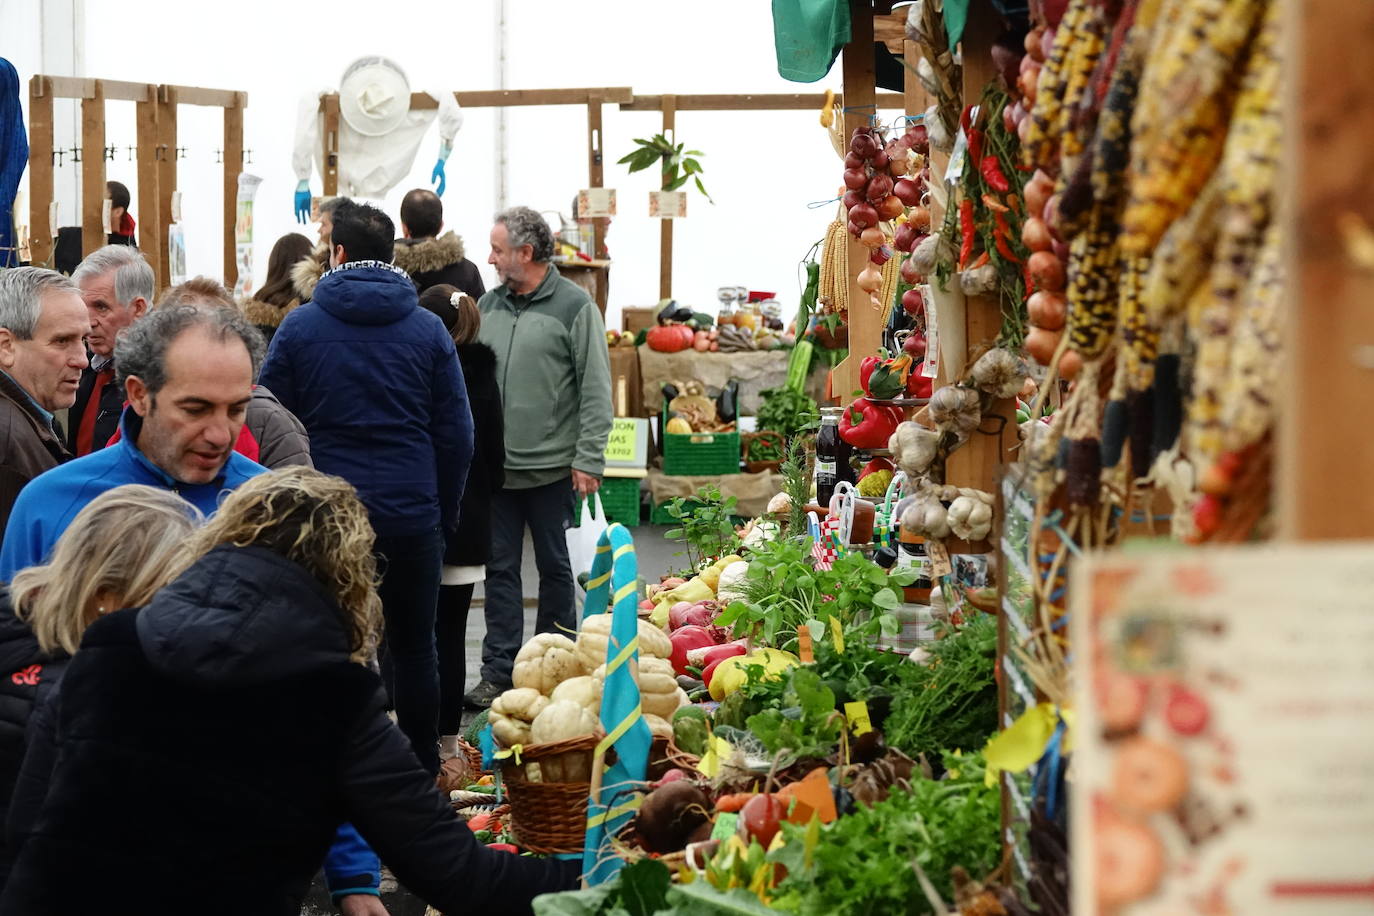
xmin=290 ymin=242 xmax=329 ymax=302
xmin=393 ymin=231 xmax=465 ymax=276
xmin=241 ymin=297 xmax=301 ymax=330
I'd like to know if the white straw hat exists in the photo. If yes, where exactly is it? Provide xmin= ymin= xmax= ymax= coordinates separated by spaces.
xmin=338 ymin=56 xmax=411 ymax=137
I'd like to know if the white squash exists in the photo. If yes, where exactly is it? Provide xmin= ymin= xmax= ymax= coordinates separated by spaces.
xmin=589 ymin=657 xmax=687 ymax=721
xmin=714 ymin=561 xmax=751 ymax=604
xmin=530 ymin=699 xmax=600 ymax=782
xmin=550 ymin=675 xmax=602 ymax=713
xmin=512 ymin=632 xmax=584 ymax=694
xmin=488 ymin=687 xmax=549 ymax=748
xmin=644 ymin=713 xmax=673 ymax=741
xmin=575 ymin=614 xmax=672 ymax=672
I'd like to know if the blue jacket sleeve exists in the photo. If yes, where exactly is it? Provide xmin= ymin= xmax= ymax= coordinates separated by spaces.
xmin=432 ymin=332 xmax=474 ymax=535
xmin=256 ymin=320 xmax=296 ymax=414
xmin=323 ymin=822 xmax=381 ymax=900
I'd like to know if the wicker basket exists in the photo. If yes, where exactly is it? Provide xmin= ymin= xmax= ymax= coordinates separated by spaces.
xmin=458 ymin=737 xmax=485 ymax=775
xmin=500 ymin=733 xmax=604 ymax=855
xmin=740 ymin=430 xmax=785 ymax=475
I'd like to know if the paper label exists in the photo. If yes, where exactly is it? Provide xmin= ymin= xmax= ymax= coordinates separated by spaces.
xmin=797 ymin=625 xmax=815 ymax=664
xmin=170 ymin=190 xmax=182 ymax=224
xmin=603 ymin=417 xmax=647 ymax=467
xmin=711 ymin=813 xmax=740 ymax=841
xmin=927 ymin=539 xmax=952 ymax=578
xmin=101 ymin=199 xmax=112 ymax=234
xmin=649 ymin=190 xmax=686 ymax=219
xmin=1073 ymin=545 xmax=1374 ymax=914
xmin=578 ymin=188 xmax=617 ymax=218
xmin=921 ymin=285 xmax=939 ymax=378
xmin=48 ymin=202 xmax=59 ymax=233
xmin=844 ymin=701 xmax=873 ymax=736
xmin=814 ymin=459 xmax=836 ymax=477
xmin=828 ymin=616 xmax=845 ymax=654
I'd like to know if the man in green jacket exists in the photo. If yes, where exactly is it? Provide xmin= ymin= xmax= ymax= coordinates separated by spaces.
xmin=465 ymin=206 xmax=612 ymax=707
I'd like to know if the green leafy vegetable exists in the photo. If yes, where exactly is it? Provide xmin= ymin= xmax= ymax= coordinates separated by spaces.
xmin=745 ymin=667 xmax=844 ymax=767
xmin=663 ymin=485 xmax=741 ymax=570
xmin=755 ymin=386 xmax=820 ymax=442
xmin=885 ymin=615 xmax=1000 ymax=762
xmin=532 ymin=858 xmax=670 ymax=916
xmin=618 ymin=133 xmax=713 ymax=202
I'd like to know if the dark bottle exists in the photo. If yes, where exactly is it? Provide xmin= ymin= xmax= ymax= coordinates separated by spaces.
xmin=815 ymin=407 xmax=842 ymax=508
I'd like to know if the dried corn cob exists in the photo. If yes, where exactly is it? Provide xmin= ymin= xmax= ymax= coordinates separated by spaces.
xmin=817 ymin=217 xmax=850 ymax=316
xmin=1056 ymin=0 xmax=1107 ymax=177
xmin=1117 ymin=252 xmax=1152 ymax=384
xmin=1065 ymin=209 xmax=1121 ymax=359
xmin=877 ymin=240 xmax=901 ymax=324
xmin=1218 ymin=223 xmax=1282 ymax=454
xmin=1122 ymin=0 xmax=1268 ymax=254
xmin=1024 ymin=0 xmax=1092 ymax=171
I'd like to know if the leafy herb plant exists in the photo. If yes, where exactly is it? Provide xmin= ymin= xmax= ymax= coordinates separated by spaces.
xmin=618 ymin=133 xmax=713 ymax=202
xmin=662 ymin=485 xmax=740 ymax=570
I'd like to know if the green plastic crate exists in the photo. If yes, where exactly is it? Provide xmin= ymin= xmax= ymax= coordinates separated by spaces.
xmin=662 ymin=430 xmax=741 ymax=476
xmin=599 ymin=476 xmax=643 ymax=527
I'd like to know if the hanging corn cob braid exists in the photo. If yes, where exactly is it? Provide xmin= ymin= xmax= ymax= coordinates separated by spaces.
xmin=1024 ymin=0 xmax=1092 ymax=172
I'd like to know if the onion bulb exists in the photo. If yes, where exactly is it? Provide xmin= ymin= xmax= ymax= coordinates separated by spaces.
xmin=1026 ymin=290 xmax=1067 ymax=330
xmin=906 ymin=206 xmax=932 ymax=232
xmin=857 ymin=264 xmax=884 ymax=293
xmin=876 ymin=194 xmax=906 ymax=222
xmin=869 ymin=244 xmax=893 ymax=265
xmin=849 ymin=203 xmax=879 ymax=229
xmin=865 ymin=173 xmax=894 ymax=203
xmin=1024 ymin=326 xmax=1062 ymax=367
xmin=894 ymin=221 xmax=919 ymax=253
xmin=1059 ymin=348 xmax=1083 ymax=381
xmin=901 ymin=287 xmax=925 ymax=316
xmin=893 ymin=178 xmax=924 ymax=208
xmin=1027 ymin=251 xmax=1065 ymax=292
xmin=859 ymin=225 xmax=885 ymax=249
xmin=900 ymin=256 xmax=922 ymax=285
xmin=1024 ymin=170 xmax=1055 ymax=218
xmin=843 ymin=168 xmax=869 ymax=191
xmin=1021 ymin=218 xmax=1053 ymax=252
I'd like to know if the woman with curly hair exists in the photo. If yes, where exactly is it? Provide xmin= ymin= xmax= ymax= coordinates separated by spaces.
xmin=1 ymin=467 xmax=577 ymax=915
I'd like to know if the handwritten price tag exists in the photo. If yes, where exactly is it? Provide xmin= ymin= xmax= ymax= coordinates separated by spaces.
xmin=828 ymin=616 xmax=845 ymax=654
xmin=928 ymin=539 xmax=953 ymax=578
xmin=798 ymin=625 xmax=815 ymax=663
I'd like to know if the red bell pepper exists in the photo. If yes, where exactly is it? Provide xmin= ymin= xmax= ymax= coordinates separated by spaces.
xmin=908 ymin=369 xmax=933 ymax=399
xmin=839 ymin=398 xmax=902 ymax=450
xmin=860 ymin=456 xmax=894 ymax=477
xmin=669 ymin=624 xmax=724 ymax=676
xmin=859 ymin=354 xmax=883 ymax=397
xmin=700 ymin=642 xmax=750 ymax=686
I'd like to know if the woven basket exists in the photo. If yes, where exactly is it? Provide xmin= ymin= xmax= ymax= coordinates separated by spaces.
xmin=501 ymin=733 xmax=604 ymax=855
xmin=647 ymin=737 xmax=702 ymax=781
xmin=458 ymin=737 xmax=485 ymax=775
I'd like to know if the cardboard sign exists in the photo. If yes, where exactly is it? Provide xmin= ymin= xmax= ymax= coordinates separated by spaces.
xmin=1072 ymin=544 xmax=1374 ymax=914
xmin=578 ymin=188 xmax=617 ymax=218
xmin=603 ymin=417 xmax=648 ymax=469
xmin=649 ymin=190 xmax=686 ymax=219
xmin=171 ymin=190 xmax=183 ymax=224
xmin=101 ymin=199 xmax=112 ymax=234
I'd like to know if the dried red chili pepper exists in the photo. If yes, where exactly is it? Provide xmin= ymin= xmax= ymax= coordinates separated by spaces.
xmin=967 ymin=129 xmax=985 ymax=175
xmin=958 ymin=199 xmax=976 ymax=269
xmin=981 ymin=155 xmax=1011 ymax=193
xmin=993 ymin=211 xmax=1022 ymax=264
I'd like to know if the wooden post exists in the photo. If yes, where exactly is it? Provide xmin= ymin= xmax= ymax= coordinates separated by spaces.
xmin=586 ymin=93 xmax=606 ymax=259
xmin=942 ymin=0 xmax=1011 ymax=497
xmin=1278 ymin=0 xmax=1374 ymax=540
xmin=322 ymin=94 xmax=340 ymax=198
xmin=135 ymin=88 xmax=163 ymax=286
xmin=156 ymin=85 xmax=178 ymax=280
xmin=80 ymin=80 xmax=106 ymax=258
xmin=26 ymin=77 xmax=54 ymax=268
xmin=829 ymin=0 xmax=879 ymax=403
xmin=659 ymin=94 xmax=676 ymax=299
xmin=223 ymin=94 xmax=244 ymax=288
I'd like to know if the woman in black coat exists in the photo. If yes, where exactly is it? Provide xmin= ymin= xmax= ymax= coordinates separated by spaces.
xmin=417 ymin=284 xmax=505 ymax=755
xmin=1 ymin=468 xmax=574 ymax=916
xmin=0 ymin=484 xmax=199 ymax=887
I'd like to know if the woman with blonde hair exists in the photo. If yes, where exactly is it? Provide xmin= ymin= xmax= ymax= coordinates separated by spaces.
xmin=1 ymin=467 xmax=577 ymax=916
xmin=0 ymin=485 xmax=200 ymax=885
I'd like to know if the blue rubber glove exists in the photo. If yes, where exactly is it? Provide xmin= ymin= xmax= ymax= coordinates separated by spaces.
xmin=294 ymin=180 xmax=312 ymax=224
xmin=430 ymin=158 xmax=447 ymax=197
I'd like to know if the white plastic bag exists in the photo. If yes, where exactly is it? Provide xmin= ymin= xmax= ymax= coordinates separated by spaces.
xmin=566 ymin=493 xmax=609 ymax=595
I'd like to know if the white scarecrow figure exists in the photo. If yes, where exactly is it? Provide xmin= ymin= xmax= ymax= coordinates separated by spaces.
xmin=291 ymin=56 xmax=462 ymax=221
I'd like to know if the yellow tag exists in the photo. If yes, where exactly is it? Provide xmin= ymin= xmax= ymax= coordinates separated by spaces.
xmin=844 ymin=700 xmax=872 ymax=736
xmin=493 ymin=744 xmax=523 ymax=766
xmin=696 ymin=734 xmax=733 ymax=779
xmin=828 ymin=616 xmax=845 ymax=654
xmin=983 ymin=703 xmax=1056 ymax=786
xmin=797 ymin=625 xmax=814 ymax=663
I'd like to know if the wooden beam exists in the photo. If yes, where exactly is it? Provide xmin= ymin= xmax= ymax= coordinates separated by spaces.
xmin=223 ymin=97 xmax=244 ymax=288
xmin=830 ymin=0 xmax=879 ymax=404
xmin=156 ymin=85 xmax=178 ymax=281
xmin=874 ymin=7 xmax=912 ymax=55
xmin=322 ymin=94 xmax=340 ymax=198
xmin=26 ymin=77 xmax=54 ymax=269
xmin=326 ymin=87 xmax=636 ymax=113
xmin=1278 ymin=0 xmax=1374 ymax=539
xmin=80 ymin=80 xmax=106 ymax=258
xmin=587 ymin=94 xmax=606 ymax=260
xmin=164 ymin=85 xmax=244 ymax=108
xmin=35 ymin=75 xmax=152 ymax=102
xmin=135 ymin=91 xmax=163 ymax=286
xmin=660 ymin=95 xmax=676 ymax=300
xmin=620 ymin=92 xmax=906 ymax=112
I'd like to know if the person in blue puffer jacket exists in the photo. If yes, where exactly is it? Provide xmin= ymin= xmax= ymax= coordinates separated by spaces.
xmin=258 ymin=198 xmax=474 ymax=782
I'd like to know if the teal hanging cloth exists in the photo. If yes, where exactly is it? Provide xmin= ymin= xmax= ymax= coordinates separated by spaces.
xmin=772 ymin=0 xmax=852 ymax=83
xmin=943 ymin=0 xmax=971 ymax=50
xmin=579 ymin=523 xmax=652 ymax=885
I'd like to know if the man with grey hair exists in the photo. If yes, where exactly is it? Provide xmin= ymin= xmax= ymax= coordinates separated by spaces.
xmin=466 ymin=205 xmax=612 ymax=708
xmin=0 ymin=305 xmax=266 ymax=581
xmin=69 ymin=245 xmax=154 ymax=456
xmin=0 ymin=268 xmax=89 ymax=540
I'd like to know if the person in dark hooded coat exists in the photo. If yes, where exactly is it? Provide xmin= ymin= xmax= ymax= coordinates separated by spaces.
xmin=1 ymin=467 xmax=576 ymax=915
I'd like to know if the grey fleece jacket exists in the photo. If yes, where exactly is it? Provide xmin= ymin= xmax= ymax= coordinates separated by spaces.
xmin=477 ymin=264 xmax=612 ymax=488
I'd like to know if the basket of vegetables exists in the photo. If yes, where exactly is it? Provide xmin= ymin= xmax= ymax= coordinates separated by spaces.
xmin=740 ymin=430 xmax=786 ymax=474
xmin=500 ymin=732 xmax=606 ymax=854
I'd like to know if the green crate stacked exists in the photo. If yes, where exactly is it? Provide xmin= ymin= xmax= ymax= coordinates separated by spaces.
xmin=599 ymin=475 xmax=643 ymax=527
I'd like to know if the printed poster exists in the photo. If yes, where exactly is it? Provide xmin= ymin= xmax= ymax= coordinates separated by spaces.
xmin=648 ymin=190 xmax=686 ymax=219
xmin=1072 ymin=543 xmax=1374 ymax=915
xmin=577 ymin=188 xmax=616 ymax=218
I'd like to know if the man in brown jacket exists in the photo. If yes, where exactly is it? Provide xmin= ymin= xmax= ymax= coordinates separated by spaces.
xmin=0 ymin=268 xmax=90 ymax=538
